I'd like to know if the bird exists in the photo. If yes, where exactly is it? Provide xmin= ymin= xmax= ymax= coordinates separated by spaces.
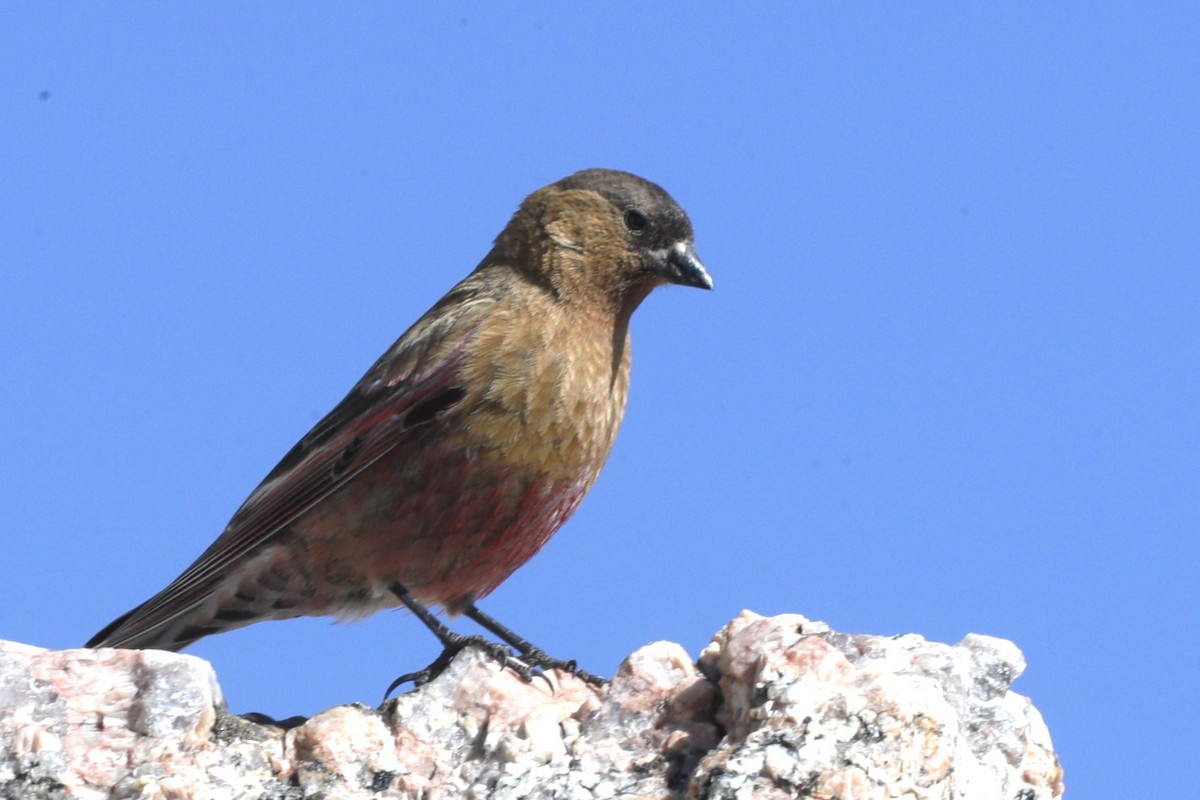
xmin=86 ymin=168 xmax=712 ymax=686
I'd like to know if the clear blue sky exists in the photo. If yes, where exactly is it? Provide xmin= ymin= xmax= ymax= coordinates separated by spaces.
xmin=3 ymin=5 xmax=1196 ymax=797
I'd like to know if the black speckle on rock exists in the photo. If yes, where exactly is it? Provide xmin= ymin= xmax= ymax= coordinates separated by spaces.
xmin=370 ymin=770 xmax=395 ymax=792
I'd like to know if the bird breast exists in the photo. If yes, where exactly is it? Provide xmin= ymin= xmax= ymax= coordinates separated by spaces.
xmin=459 ymin=301 xmax=632 ymax=485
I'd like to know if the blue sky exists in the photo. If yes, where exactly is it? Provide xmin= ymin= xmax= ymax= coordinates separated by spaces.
xmin=3 ymin=5 xmax=1196 ymax=796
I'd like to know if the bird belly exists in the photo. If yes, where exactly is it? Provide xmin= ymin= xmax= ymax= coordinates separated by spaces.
xmin=278 ymin=440 xmax=593 ymax=619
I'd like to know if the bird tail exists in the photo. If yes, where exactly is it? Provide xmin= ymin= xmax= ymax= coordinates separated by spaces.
xmin=86 ymin=603 xmax=186 ymax=651
xmin=85 ymin=580 xmax=268 ymax=652
xmin=86 ymin=538 xmax=297 ymax=651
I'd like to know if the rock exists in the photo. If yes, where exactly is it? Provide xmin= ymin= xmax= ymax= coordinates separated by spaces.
xmin=0 ymin=612 xmax=1063 ymax=799
xmin=692 ymin=613 xmax=1062 ymax=799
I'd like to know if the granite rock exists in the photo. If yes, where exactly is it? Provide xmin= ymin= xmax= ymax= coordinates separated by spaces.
xmin=0 ymin=612 xmax=1063 ymax=799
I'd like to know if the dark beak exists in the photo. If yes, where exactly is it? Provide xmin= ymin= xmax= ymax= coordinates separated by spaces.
xmin=660 ymin=241 xmax=714 ymax=290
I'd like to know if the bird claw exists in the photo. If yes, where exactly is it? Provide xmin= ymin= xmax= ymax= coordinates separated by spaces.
xmin=458 ymin=640 xmax=558 ymax=690
xmin=382 ymin=635 xmax=607 ymax=700
xmin=482 ymin=653 xmax=582 ymax=693
xmin=382 ymin=646 xmax=457 ymax=698
xmin=383 ymin=634 xmax=525 ymax=699
xmin=473 ymin=647 xmax=556 ymax=691
xmin=382 ymin=589 xmax=608 ymax=698
xmin=515 ymin=647 xmax=607 ymax=687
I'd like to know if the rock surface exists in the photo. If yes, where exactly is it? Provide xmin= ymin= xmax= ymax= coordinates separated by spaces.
xmin=0 ymin=612 xmax=1062 ymax=799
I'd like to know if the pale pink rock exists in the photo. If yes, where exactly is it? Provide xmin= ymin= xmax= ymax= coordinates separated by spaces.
xmin=0 ymin=613 xmax=1063 ymax=799
xmin=691 ymin=612 xmax=1063 ymax=799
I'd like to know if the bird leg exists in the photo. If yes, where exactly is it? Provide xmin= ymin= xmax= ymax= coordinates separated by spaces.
xmin=462 ymin=603 xmax=605 ymax=686
xmin=384 ymin=583 xmax=532 ymax=698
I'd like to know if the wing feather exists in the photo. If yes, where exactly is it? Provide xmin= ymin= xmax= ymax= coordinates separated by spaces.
xmin=88 ymin=283 xmax=498 ymax=648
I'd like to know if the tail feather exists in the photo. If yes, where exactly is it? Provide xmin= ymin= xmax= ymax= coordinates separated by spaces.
xmin=86 ymin=606 xmax=149 ymax=649
xmin=85 ymin=598 xmax=214 ymax=652
xmin=86 ymin=545 xmax=287 ymax=651
xmin=86 ymin=577 xmax=268 ymax=651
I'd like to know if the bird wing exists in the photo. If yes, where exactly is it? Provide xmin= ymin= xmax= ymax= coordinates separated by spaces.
xmin=88 ymin=283 xmax=497 ymax=648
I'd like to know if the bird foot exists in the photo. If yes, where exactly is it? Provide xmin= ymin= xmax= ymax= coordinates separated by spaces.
xmin=383 ymin=586 xmax=608 ymax=698
xmin=382 ymin=635 xmax=607 ymax=699
xmin=515 ymin=646 xmax=606 ymax=687
xmin=383 ymin=633 xmax=530 ymax=698
xmin=458 ymin=603 xmax=607 ymax=687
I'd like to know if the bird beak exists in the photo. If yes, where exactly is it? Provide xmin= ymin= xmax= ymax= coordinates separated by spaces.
xmin=659 ymin=241 xmax=714 ymax=290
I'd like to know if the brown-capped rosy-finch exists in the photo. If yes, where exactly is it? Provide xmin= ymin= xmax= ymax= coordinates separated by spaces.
xmin=88 ymin=169 xmax=712 ymax=686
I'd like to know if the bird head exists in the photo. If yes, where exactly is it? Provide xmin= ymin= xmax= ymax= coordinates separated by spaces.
xmin=497 ymin=169 xmax=712 ymax=315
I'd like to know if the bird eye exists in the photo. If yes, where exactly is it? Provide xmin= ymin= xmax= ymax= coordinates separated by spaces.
xmin=623 ymin=209 xmax=648 ymax=233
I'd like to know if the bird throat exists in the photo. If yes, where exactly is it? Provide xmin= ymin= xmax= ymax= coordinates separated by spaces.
xmin=461 ymin=303 xmax=631 ymax=485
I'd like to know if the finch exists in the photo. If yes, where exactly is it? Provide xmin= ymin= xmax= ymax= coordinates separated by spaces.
xmin=87 ymin=169 xmax=712 ymax=682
